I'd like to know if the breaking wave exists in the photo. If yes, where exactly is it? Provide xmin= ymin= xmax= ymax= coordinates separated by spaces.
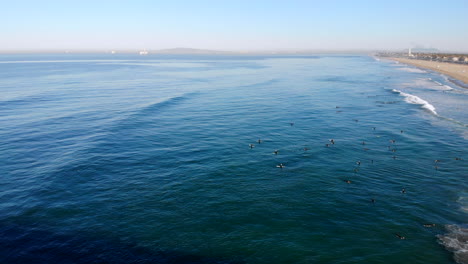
xmin=392 ymin=89 xmax=437 ymax=115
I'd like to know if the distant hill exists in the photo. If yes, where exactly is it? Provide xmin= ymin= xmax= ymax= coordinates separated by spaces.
xmin=153 ymin=48 xmax=231 ymax=54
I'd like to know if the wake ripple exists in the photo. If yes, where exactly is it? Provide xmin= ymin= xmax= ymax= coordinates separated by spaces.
xmin=392 ymin=89 xmax=437 ymax=115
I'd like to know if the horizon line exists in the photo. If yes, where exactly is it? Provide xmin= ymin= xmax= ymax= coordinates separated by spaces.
xmin=1 ymin=47 xmax=467 ymax=55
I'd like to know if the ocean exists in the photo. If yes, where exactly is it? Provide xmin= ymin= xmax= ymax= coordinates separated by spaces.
xmin=0 ymin=54 xmax=466 ymax=264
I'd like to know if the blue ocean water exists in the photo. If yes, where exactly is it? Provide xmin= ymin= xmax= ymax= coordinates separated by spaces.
xmin=0 ymin=54 xmax=466 ymax=264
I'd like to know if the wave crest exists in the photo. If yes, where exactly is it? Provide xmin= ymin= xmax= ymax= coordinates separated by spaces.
xmin=392 ymin=89 xmax=437 ymax=115
xmin=137 ymin=93 xmax=196 ymax=115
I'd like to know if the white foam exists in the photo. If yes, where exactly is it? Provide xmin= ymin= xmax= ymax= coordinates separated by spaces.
xmin=392 ymin=89 xmax=438 ymax=115
xmin=397 ymin=67 xmax=427 ymax=73
xmin=458 ymin=196 xmax=468 ymax=213
xmin=402 ymin=78 xmax=453 ymax=91
xmin=444 ymin=85 xmax=455 ymax=90
xmin=438 ymin=225 xmax=468 ymax=264
xmin=430 ymin=79 xmax=450 ymax=89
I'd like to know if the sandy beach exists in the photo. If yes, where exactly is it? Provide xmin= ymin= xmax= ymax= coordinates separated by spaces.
xmin=390 ymin=57 xmax=468 ymax=87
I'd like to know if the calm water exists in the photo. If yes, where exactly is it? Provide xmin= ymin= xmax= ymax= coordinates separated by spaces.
xmin=0 ymin=54 xmax=466 ymax=264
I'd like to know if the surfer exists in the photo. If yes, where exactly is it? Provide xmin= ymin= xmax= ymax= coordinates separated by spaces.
xmin=258 ymin=139 xmax=262 ymax=144
xmin=330 ymin=139 xmax=335 ymax=144
xmin=249 ymin=144 xmax=255 ymax=149
xmin=423 ymin=224 xmax=436 ymax=227
xmin=276 ymin=163 xmax=285 ymax=169
xmin=395 ymin=233 xmax=406 ymax=239
xmin=401 ymin=188 xmax=406 ymax=194
xmin=273 ymin=150 xmax=279 ymax=155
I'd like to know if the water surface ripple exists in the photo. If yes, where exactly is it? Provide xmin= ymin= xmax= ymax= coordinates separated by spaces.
xmin=0 ymin=54 xmax=466 ymax=264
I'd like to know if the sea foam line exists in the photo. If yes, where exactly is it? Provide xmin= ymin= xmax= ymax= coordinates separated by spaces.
xmin=392 ymin=89 xmax=438 ymax=115
xmin=397 ymin=67 xmax=427 ymax=73
xmin=437 ymin=224 xmax=468 ymax=264
xmin=444 ymin=85 xmax=454 ymax=91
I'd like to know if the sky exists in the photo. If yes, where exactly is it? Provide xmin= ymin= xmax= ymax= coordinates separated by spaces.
xmin=2 ymin=0 xmax=468 ymax=52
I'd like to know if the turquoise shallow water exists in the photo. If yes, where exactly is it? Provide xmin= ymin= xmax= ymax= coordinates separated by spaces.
xmin=0 ymin=54 xmax=467 ymax=263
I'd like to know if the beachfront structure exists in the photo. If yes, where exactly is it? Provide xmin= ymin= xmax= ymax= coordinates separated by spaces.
xmin=377 ymin=52 xmax=468 ymax=65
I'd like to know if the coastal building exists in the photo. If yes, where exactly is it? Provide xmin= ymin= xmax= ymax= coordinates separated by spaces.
xmin=376 ymin=51 xmax=468 ymax=65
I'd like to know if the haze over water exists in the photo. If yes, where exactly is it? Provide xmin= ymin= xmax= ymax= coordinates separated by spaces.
xmin=0 ymin=54 xmax=467 ymax=263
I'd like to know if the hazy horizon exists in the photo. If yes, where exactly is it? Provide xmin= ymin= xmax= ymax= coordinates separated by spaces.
xmin=2 ymin=0 xmax=468 ymax=53
xmin=0 ymin=47 xmax=431 ymax=54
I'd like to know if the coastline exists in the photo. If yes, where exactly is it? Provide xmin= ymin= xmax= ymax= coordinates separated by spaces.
xmin=389 ymin=57 xmax=468 ymax=88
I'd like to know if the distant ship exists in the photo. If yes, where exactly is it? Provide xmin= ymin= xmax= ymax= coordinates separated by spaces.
xmin=139 ymin=49 xmax=149 ymax=55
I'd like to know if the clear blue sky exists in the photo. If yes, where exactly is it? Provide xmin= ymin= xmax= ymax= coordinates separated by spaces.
xmin=2 ymin=0 xmax=468 ymax=51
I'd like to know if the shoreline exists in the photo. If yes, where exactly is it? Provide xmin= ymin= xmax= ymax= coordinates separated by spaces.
xmin=388 ymin=57 xmax=468 ymax=88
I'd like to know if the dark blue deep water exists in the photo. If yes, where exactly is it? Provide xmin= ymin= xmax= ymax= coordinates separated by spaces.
xmin=0 ymin=54 xmax=467 ymax=264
